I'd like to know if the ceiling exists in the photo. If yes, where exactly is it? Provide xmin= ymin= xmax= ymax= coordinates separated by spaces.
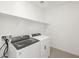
xmin=31 ymin=1 xmax=74 ymax=10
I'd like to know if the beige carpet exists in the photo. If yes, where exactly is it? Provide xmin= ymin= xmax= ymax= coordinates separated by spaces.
xmin=49 ymin=47 xmax=79 ymax=58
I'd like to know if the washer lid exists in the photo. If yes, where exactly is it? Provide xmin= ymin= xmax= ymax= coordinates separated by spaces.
xmin=11 ymin=38 xmax=39 ymax=50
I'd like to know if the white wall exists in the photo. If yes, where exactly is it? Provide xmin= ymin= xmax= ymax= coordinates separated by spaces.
xmin=0 ymin=1 xmax=45 ymax=22
xmin=0 ymin=13 xmax=47 ymax=35
xmin=46 ymin=2 xmax=79 ymax=56
xmin=14 ymin=1 xmax=45 ymax=21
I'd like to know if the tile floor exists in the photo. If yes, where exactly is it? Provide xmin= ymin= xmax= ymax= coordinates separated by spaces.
xmin=49 ymin=47 xmax=79 ymax=58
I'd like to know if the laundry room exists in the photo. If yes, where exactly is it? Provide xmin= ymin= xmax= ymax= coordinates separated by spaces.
xmin=0 ymin=0 xmax=79 ymax=58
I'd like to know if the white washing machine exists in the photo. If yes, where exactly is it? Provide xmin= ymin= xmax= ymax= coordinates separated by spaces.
xmin=8 ymin=35 xmax=41 ymax=58
xmin=32 ymin=35 xmax=50 ymax=58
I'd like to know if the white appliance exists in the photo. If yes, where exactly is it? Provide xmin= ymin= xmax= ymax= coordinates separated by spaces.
xmin=32 ymin=35 xmax=50 ymax=58
xmin=8 ymin=36 xmax=41 ymax=58
xmin=7 ymin=34 xmax=50 ymax=58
